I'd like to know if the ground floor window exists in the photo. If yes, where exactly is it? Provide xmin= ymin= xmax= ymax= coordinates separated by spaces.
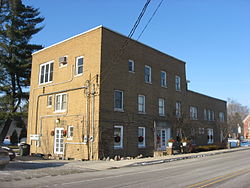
xmin=67 ymin=126 xmax=74 ymax=140
xmin=138 ymin=127 xmax=145 ymax=148
xmin=114 ymin=126 xmax=123 ymax=149
xmin=207 ymin=128 xmax=214 ymax=144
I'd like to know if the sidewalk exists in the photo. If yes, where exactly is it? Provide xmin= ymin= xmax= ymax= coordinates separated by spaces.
xmin=0 ymin=146 xmax=249 ymax=182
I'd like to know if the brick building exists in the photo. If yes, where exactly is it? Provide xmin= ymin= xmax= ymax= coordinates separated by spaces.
xmin=27 ymin=26 xmax=227 ymax=160
xmin=243 ymin=115 xmax=250 ymax=138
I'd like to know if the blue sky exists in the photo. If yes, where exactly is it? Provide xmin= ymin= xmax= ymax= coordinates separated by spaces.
xmin=23 ymin=0 xmax=250 ymax=107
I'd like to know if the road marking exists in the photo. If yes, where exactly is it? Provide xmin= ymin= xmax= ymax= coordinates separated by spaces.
xmin=185 ymin=168 xmax=250 ymax=188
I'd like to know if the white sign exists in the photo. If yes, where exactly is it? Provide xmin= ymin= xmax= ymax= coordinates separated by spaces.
xmin=30 ymin=134 xmax=40 ymax=141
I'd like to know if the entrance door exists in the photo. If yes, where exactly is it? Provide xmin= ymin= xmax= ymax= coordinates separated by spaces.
xmin=54 ymin=128 xmax=64 ymax=154
xmin=156 ymin=128 xmax=170 ymax=150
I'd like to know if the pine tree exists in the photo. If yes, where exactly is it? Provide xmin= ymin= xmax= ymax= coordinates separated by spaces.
xmin=0 ymin=0 xmax=44 ymax=144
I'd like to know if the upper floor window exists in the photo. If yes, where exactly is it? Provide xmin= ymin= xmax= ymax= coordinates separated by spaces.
xmin=128 ymin=60 xmax=135 ymax=72
xmin=161 ymin=71 xmax=167 ymax=87
xmin=55 ymin=93 xmax=67 ymax=112
xmin=47 ymin=95 xmax=53 ymax=107
xmin=176 ymin=101 xmax=181 ymax=118
xmin=138 ymin=95 xmax=146 ymax=113
xmin=114 ymin=125 xmax=123 ymax=149
xmin=159 ymin=98 xmax=165 ymax=116
xmin=190 ymin=106 xmax=198 ymax=120
xmin=175 ymin=75 xmax=181 ymax=91
xmin=204 ymin=109 xmax=215 ymax=121
xmin=138 ymin=127 xmax=146 ymax=148
xmin=39 ymin=61 xmax=54 ymax=84
xmin=144 ymin=65 xmax=152 ymax=83
xmin=219 ymin=112 xmax=225 ymax=122
xmin=75 ymin=56 xmax=83 ymax=75
xmin=114 ymin=90 xmax=123 ymax=111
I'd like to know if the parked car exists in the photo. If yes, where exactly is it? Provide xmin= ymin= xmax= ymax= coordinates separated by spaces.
xmin=0 ymin=147 xmax=9 ymax=169
xmin=1 ymin=146 xmax=16 ymax=161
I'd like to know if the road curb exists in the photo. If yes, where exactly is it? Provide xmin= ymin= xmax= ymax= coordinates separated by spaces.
xmin=130 ymin=147 xmax=250 ymax=167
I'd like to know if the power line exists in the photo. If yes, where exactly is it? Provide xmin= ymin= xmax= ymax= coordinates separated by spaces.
xmin=137 ymin=0 xmax=165 ymax=40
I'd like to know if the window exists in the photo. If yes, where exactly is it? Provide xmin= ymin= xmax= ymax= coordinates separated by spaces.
xmin=144 ymin=65 xmax=152 ymax=83
xmin=138 ymin=127 xmax=146 ymax=148
xmin=138 ymin=95 xmax=146 ymax=113
xmin=159 ymin=98 xmax=165 ymax=116
xmin=211 ymin=110 xmax=215 ymax=121
xmin=114 ymin=90 xmax=123 ymax=111
xmin=207 ymin=128 xmax=214 ymax=144
xmin=190 ymin=106 xmax=198 ymax=120
xmin=128 ymin=60 xmax=134 ymax=72
xmin=160 ymin=71 xmax=167 ymax=87
xmin=75 ymin=56 xmax=84 ymax=75
xmin=67 ymin=126 xmax=74 ymax=139
xmin=176 ymin=101 xmax=181 ymax=118
xmin=219 ymin=112 xmax=225 ymax=122
xmin=39 ymin=61 xmax=54 ymax=84
xmin=114 ymin=126 xmax=123 ymax=149
xmin=204 ymin=109 xmax=207 ymax=120
xmin=55 ymin=93 xmax=67 ymax=112
xmin=47 ymin=95 xmax=53 ymax=107
xmin=175 ymin=75 xmax=181 ymax=91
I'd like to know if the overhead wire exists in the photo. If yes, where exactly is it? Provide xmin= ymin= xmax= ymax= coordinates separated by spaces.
xmin=137 ymin=0 xmax=165 ymax=40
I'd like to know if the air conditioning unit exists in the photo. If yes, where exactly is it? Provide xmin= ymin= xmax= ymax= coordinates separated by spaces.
xmin=59 ymin=56 xmax=67 ymax=65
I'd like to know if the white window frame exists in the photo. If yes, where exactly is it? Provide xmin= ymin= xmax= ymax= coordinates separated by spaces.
xmin=138 ymin=95 xmax=146 ymax=114
xmin=54 ymin=128 xmax=64 ymax=154
xmin=175 ymin=75 xmax=181 ymax=91
xmin=114 ymin=126 xmax=123 ymax=149
xmin=75 ymin=56 xmax=84 ymax=75
xmin=207 ymin=128 xmax=214 ymax=144
xmin=144 ymin=65 xmax=152 ymax=84
xmin=114 ymin=90 xmax=124 ymax=112
xmin=67 ymin=126 xmax=74 ymax=140
xmin=47 ymin=95 xmax=53 ymax=108
xmin=190 ymin=106 xmax=198 ymax=120
xmin=176 ymin=101 xmax=181 ymax=118
xmin=159 ymin=98 xmax=165 ymax=116
xmin=160 ymin=71 xmax=167 ymax=87
xmin=138 ymin=127 xmax=146 ymax=148
xmin=128 ymin=60 xmax=135 ymax=73
xmin=55 ymin=93 xmax=67 ymax=112
xmin=39 ymin=60 xmax=54 ymax=85
xmin=219 ymin=112 xmax=225 ymax=122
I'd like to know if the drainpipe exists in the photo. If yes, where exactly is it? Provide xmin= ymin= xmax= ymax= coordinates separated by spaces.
xmin=91 ymin=84 xmax=96 ymax=160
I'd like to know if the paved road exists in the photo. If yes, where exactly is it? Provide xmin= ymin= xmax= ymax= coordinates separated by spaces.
xmin=2 ymin=150 xmax=250 ymax=188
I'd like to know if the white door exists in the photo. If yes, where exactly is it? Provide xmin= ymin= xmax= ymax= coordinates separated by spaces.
xmin=54 ymin=128 xmax=64 ymax=154
xmin=156 ymin=128 xmax=171 ymax=150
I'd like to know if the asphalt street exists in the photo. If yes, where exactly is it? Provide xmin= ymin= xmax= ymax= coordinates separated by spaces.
xmin=2 ymin=149 xmax=250 ymax=188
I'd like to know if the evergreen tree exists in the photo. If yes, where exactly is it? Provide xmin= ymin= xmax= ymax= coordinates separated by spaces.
xmin=10 ymin=129 xmax=18 ymax=145
xmin=19 ymin=126 xmax=27 ymax=141
xmin=0 ymin=0 xmax=44 ymax=144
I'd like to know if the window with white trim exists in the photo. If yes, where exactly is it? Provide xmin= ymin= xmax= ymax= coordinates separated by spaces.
xmin=159 ymin=98 xmax=165 ymax=116
xmin=204 ymin=109 xmax=207 ymax=120
xmin=219 ymin=112 xmax=225 ymax=122
xmin=47 ymin=95 xmax=52 ymax=107
xmin=175 ymin=75 xmax=181 ymax=91
xmin=128 ymin=60 xmax=135 ymax=72
xmin=204 ymin=109 xmax=215 ymax=121
xmin=160 ymin=71 xmax=167 ymax=87
xmin=114 ymin=90 xmax=123 ymax=111
xmin=55 ymin=93 xmax=67 ymax=112
xmin=75 ymin=56 xmax=83 ymax=75
xmin=190 ymin=106 xmax=198 ymax=120
xmin=138 ymin=95 xmax=146 ymax=113
xmin=39 ymin=61 xmax=54 ymax=84
xmin=207 ymin=128 xmax=214 ymax=144
xmin=138 ymin=127 xmax=145 ymax=148
xmin=114 ymin=126 xmax=123 ymax=149
xmin=67 ymin=126 xmax=74 ymax=139
xmin=144 ymin=65 xmax=152 ymax=83
xmin=176 ymin=101 xmax=181 ymax=118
